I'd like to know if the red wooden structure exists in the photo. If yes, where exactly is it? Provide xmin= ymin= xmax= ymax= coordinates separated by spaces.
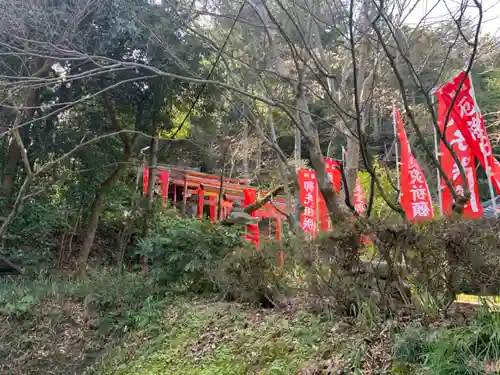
xmin=142 ymin=165 xmax=288 ymax=255
xmin=141 ymin=159 xmax=368 ymax=267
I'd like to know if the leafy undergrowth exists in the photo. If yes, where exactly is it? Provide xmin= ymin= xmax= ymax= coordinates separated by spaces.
xmin=99 ymin=300 xmax=347 ymax=375
xmin=0 ymin=270 xmax=171 ymax=375
xmin=393 ymin=303 xmax=500 ymax=375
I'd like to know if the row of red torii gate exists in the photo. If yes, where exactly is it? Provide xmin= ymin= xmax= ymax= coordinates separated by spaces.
xmin=142 ymin=157 xmax=368 ymax=247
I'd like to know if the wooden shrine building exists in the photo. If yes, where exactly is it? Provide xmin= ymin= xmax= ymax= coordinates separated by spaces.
xmin=141 ymin=164 xmax=289 ymax=242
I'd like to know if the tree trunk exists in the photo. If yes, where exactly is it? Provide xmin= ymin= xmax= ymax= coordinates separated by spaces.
xmin=344 ymin=136 xmax=359 ymax=203
xmin=78 ymin=192 xmax=105 ymax=272
xmin=2 ymin=88 xmax=39 ymax=202
xmin=346 ymin=0 xmax=371 ymax=202
xmin=268 ymin=107 xmax=298 ymax=231
xmin=0 ymin=173 xmax=32 ymax=241
xmin=141 ymin=132 xmax=159 ymax=239
xmin=294 ymin=120 xmax=302 ymax=220
xmin=217 ymin=157 xmax=227 ymax=220
xmin=2 ymin=143 xmax=21 ymax=199
xmin=308 ymin=142 xmax=345 ymax=223
xmin=140 ymin=132 xmax=158 ymax=273
xmin=295 ymin=75 xmax=345 ymax=224
xmin=76 ymin=90 xmax=141 ymax=274
xmin=77 ymin=148 xmax=132 ymax=274
xmin=0 ymin=108 xmax=36 ymax=241
xmin=242 ymin=120 xmax=249 ymax=180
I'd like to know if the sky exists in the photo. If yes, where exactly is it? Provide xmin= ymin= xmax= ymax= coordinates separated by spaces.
xmin=156 ymin=0 xmax=500 ymax=37
xmin=403 ymin=0 xmax=500 ymax=36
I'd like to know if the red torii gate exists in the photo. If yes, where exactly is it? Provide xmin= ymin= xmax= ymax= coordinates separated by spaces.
xmin=141 ymin=163 xmax=288 ymax=252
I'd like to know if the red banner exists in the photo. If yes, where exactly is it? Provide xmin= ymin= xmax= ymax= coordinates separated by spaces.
xmin=244 ymin=189 xmax=259 ymax=246
xmin=353 ymin=177 xmax=367 ymax=216
xmin=436 ymin=71 xmax=500 ymax=194
xmin=143 ymin=157 xmax=149 ymax=195
xmin=437 ymin=99 xmax=483 ymax=217
xmin=394 ymin=107 xmax=434 ymax=222
xmin=160 ymin=169 xmax=169 ymax=207
xmin=298 ymin=169 xmax=317 ymax=235
xmin=318 ymin=159 xmax=341 ymax=231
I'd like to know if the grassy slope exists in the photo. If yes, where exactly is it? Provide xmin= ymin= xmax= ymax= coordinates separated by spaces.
xmin=1 ymin=273 xmax=352 ymax=375
xmin=99 ymin=300 xmax=343 ymax=375
xmin=3 ymin=272 xmax=496 ymax=375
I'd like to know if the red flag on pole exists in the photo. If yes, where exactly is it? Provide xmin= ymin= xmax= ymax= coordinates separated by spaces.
xmin=318 ymin=159 xmax=341 ymax=231
xmin=436 ymin=72 xmax=500 ymax=195
xmin=160 ymin=169 xmax=169 ymax=207
xmin=394 ymin=107 xmax=435 ymax=222
xmin=143 ymin=157 xmax=149 ymax=195
xmin=298 ymin=169 xmax=318 ymax=235
xmin=437 ymin=98 xmax=483 ymax=217
xmin=353 ymin=177 xmax=367 ymax=215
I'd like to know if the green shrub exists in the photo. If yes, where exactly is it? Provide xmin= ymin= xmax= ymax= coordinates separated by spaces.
xmin=371 ymin=218 xmax=500 ymax=313
xmin=7 ymin=197 xmax=68 ymax=239
xmin=0 ymin=294 xmax=36 ymax=317
xmin=0 ymin=269 xmax=175 ymax=375
xmin=423 ymin=305 xmax=500 ymax=375
xmin=83 ymin=271 xmax=166 ymax=311
xmin=297 ymin=228 xmax=376 ymax=316
xmin=393 ymin=325 xmax=430 ymax=364
xmin=208 ymin=240 xmax=289 ymax=306
xmin=136 ymin=217 xmax=242 ymax=290
xmin=0 ymin=270 xmax=172 ymax=339
xmin=422 ymin=328 xmax=483 ymax=375
xmin=1 ymin=197 xmax=68 ymax=270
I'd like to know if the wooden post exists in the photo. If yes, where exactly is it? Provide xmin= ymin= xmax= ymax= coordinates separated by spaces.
xmin=160 ymin=169 xmax=169 ymax=207
xmin=182 ymin=177 xmax=188 ymax=215
xmin=209 ymin=196 xmax=216 ymax=221
xmin=197 ymin=186 xmax=204 ymax=218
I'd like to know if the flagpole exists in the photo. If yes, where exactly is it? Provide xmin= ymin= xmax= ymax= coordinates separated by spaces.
xmin=431 ymin=89 xmax=443 ymax=216
xmin=341 ymin=145 xmax=346 ymax=200
xmin=392 ymin=106 xmax=401 ymax=201
xmin=469 ymin=74 xmax=497 ymax=217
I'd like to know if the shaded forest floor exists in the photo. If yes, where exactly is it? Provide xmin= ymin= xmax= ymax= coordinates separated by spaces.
xmin=101 ymin=300 xmax=352 ymax=375
xmin=2 ymin=269 xmax=496 ymax=375
xmin=0 ymin=271 xmax=380 ymax=375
